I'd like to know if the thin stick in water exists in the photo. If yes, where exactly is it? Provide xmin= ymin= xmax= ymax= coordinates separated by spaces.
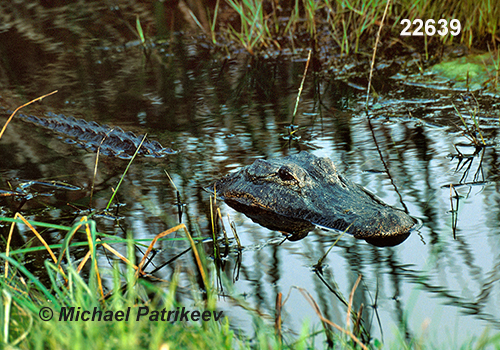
xmin=0 ymin=90 xmax=58 ymax=139
xmin=365 ymin=0 xmax=391 ymax=110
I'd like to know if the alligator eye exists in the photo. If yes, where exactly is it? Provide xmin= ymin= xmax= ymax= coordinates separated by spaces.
xmin=278 ymin=166 xmax=298 ymax=182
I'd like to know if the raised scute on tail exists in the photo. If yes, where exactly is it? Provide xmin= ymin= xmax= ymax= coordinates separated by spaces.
xmin=19 ymin=113 xmax=177 ymax=158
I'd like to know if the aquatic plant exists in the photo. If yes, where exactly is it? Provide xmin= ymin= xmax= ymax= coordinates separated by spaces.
xmin=453 ymin=93 xmax=486 ymax=146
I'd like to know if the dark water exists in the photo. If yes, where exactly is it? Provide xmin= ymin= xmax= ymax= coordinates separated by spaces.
xmin=1 ymin=2 xmax=500 ymax=346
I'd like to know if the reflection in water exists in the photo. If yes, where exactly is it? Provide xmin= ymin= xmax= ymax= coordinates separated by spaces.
xmin=1 ymin=1 xmax=500 ymax=346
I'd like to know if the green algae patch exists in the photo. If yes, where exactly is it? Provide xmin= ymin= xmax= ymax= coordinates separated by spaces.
xmin=430 ymin=52 xmax=499 ymax=91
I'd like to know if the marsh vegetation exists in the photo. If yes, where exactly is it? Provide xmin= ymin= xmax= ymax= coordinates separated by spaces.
xmin=1 ymin=1 xmax=500 ymax=349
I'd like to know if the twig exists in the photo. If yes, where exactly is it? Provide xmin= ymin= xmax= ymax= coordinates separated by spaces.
xmin=366 ymin=118 xmax=409 ymax=213
xmin=275 ymin=292 xmax=283 ymax=343
xmin=135 ymin=223 xmax=208 ymax=291
xmin=5 ymin=212 xmax=67 ymax=280
xmin=315 ymin=221 xmax=354 ymax=267
xmin=296 ymin=286 xmax=368 ymax=350
xmin=346 ymin=274 xmax=362 ymax=331
xmin=0 ymin=90 xmax=58 ymax=139
xmin=291 ymin=49 xmax=312 ymax=125
xmin=365 ymin=0 xmax=391 ymax=110
xmin=106 ymin=134 xmax=147 ymax=210
xmin=90 ymin=129 xmax=113 ymax=209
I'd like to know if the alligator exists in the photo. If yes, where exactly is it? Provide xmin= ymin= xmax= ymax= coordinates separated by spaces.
xmin=12 ymin=112 xmax=414 ymax=245
xmin=209 ymin=152 xmax=416 ymax=246
xmin=17 ymin=112 xmax=176 ymax=159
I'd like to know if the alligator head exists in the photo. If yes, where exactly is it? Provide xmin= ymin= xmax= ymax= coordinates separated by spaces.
xmin=209 ymin=151 xmax=416 ymax=246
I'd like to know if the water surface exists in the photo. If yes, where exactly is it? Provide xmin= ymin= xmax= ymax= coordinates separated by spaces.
xmin=1 ymin=2 xmax=500 ymax=347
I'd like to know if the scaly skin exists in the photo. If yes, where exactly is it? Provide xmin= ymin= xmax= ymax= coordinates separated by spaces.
xmin=210 ymin=152 xmax=416 ymax=246
xmin=19 ymin=112 xmax=176 ymax=159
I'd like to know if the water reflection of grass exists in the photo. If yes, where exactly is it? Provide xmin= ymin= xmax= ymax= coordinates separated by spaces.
xmin=1 ymin=214 xmax=500 ymax=349
xmin=0 ymin=215 xmax=359 ymax=349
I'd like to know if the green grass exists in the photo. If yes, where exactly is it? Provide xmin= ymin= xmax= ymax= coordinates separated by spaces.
xmin=0 ymin=215 xmax=315 ymax=349
xmin=204 ymin=0 xmax=499 ymax=55
xmin=2 ymin=215 xmax=500 ymax=349
xmin=0 ymin=214 xmax=355 ymax=349
xmin=0 ymin=258 xmax=235 ymax=349
xmin=224 ymin=0 xmax=274 ymax=54
xmin=0 ymin=216 xmax=233 ymax=350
